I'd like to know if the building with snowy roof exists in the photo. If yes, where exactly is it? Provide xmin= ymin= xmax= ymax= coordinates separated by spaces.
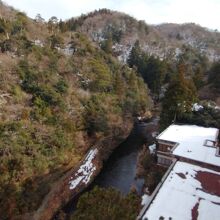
xmin=138 ymin=124 xmax=220 ymax=220
xmin=141 ymin=161 xmax=220 ymax=220
xmin=156 ymin=124 xmax=219 ymax=171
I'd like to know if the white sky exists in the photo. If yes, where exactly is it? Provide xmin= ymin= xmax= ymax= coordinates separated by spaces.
xmin=3 ymin=0 xmax=220 ymax=31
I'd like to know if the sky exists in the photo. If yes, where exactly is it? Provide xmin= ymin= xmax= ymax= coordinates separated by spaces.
xmin=3 ymin=0 xmax=220 ymax=31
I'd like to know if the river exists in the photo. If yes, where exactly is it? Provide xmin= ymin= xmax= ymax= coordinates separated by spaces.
xmin=63 ymin=117 xmax=158 ymax=217
xmin=94 ymin=117 xmax=158 ymax=194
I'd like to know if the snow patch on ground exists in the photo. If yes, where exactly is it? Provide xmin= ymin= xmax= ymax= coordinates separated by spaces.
xmin=141 ymin=194 xmax=150 ymax=206
xmin=192 ymin=103 xmax=204 ymax=111
xmin=151 ymin=132 xmax=158 ymax=138
xmin=207 ymin=102 xmax=220 ymax=110
xmin=148 ymin=144 xmax=156 ymax=154
xmin=69 ymin=148 xmax=98 ymax=190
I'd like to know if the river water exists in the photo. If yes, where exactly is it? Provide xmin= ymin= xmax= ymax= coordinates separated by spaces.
xmin=94 ymin=118 xmax=158 ymax=194
xmin=62 ymin=118 xmax=158 ymax=217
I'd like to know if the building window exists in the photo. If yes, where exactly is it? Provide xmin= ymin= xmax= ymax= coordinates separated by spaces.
xmin=158 ymin=156 xmax=172 ymax=166
xmin=204 ymin=140 xmax=215 ymax=148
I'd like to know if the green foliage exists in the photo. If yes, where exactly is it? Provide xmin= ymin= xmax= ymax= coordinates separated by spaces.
xmin=47 ymin=34 xmax=64 ymax=49
xmin=177 ymin=46 xmax=209 ymax=72
xmin=127 ymin=40 xmax=141 ymax=68
xmin=0 ymin=19 xmax=11 ymax=40
xmin=137 ymin=147 xmax=166 ymax=193
xmin=0 ymin=119 xmax=76 ymax=218
xmin=0 ymin=18 xmax=7 ymax=34
xmin=55 ymin=79 xmax=68 ymax=93
xmin=34 ymin=85 xmax=64 ymax=107
xmin=160 ymin=64 xmax=197 ymax=130
xmin=11 ymin=12 xmax=28 ymax=35
xmin=192 ymin=66 xmax=204 ymax=89
xmin=103 ymin=23 xmax=123 ymax=43
xmin=48 ymin=16 xmax=59 ymax=33
xmin=138 ymin=20 xmax=149 ymax=35
xmin=127 ymin=41 xmax=167 ymax=97
xmin=0 ymin=12 xmax=152 ymax=218
xmin=31 ymin=97 xmax=53 ymax=122
xmin=178 ymin=104 xmax=220 ymax=129
xmin=208 ymin=61 xmax=220 ymax=91
xmin=142 ymin=56 xmax=166 ymax=97
xmin=84 ymin=94 xmax=109 ymax=135
xmin=101 ymin=37 xmax=113 ymax=54
xmin=88 ymin=58 xmax=112 ymax=92
xmin=18 ymin=59 xmax=64 ymax=108
xmin=71 ymin=186 xmax=141 ymax=220
xmin=0 ymin=39 xmax=14 ymax=52
xmin=11 ymin=85 xmax=26 ymax=103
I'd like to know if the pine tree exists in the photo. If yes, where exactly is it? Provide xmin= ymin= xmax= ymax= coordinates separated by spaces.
xmin=101 ymin=37 xmax=113 ymax=54
xmin=193 ymin=66 xmax=204 ymax=89
xmin=142 ymin=56 xmax=166 ymax=98
xmin=114 ymin=71 xmax=125 ymax=97
xmin=160 ymin=64 xmax=197 ymax=130
xmin=208 ymin=61 xmax=220 ymax=91
xmin=127 ymin=40 xmax=141 ymax=68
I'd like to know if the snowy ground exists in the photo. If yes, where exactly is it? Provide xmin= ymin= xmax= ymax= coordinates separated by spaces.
xmin=69 ymin=148 xmax=98 ymax=190
xmin=148 ymin=144 xmax=156 ymax=154
xmin=141 ymin=194 xmax=150 ymax=206
xmin=142 ymin=161 xmax=220 ymax=220
xmin=192 ymin=103 xmax=204 ymax=111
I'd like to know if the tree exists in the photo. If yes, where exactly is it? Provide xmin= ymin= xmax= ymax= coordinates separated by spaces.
xmin=48 ymin=16 xmax=58 ymax=33
xmin=142 ymin=56 xmax=166 ymax=98
xmin=89 ymin=59 xmax=112 ymax=92
xmin=35 ymin=14 xmax=45 ymax=23
xmin=58 ymin=19 xmax=68 ymax=32
xmin=101 ymin=37 xmax=113 ymax=54
xmin=192 ymin=66 xmax=204 ymax=89
xmin=114 ymin=71 xmax=125 ymax=97
xmin=127 ymin=44 xmax=167 ymax=98
xmin=127 ymin=40 xmax=142 ymax=68
xmin=84 ymin=95 xmax=109 ymax=135
xmin=208 ymin=61 xmax=220 ymax=91
xmin=0 ymin=18 xmax=9 ymax=37
xmin=160 ymin=64 xmax=197 ymax=130
xmin=47 ymin=34 xmax=64 ymax=49
xmin=11 ymin=12 xmax=28 ymax=35
xmin=71 ymin=187 xmax=141 ymax=220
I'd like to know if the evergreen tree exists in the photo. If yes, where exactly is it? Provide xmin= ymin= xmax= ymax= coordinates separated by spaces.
xmin=101 ymin=37 xmax=113 ymax=54
xmin=208 ymin=61 xmax=220 ymax=91
xmin=35 ymin=14 xmax=45 ymax=23
xmin=142 ymin=56 xmax=166 ymax=98
xmin=127 ymin=40 xmax=141 ymax=68
xmin=127 ymin=45 xmax=167 ymax=99
xmin=160 ymin=64 xmax=197 ymax=130
xmin=114 ymin=71 xmax=125 ymax=97
xmin=192 ymin=66 xmax=204 ymax=89
xmin=71 ymin=187 xmax=141 ymax=220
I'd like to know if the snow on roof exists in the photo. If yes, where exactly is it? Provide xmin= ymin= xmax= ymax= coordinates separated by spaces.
xmin=142 ymin=161 xmax=220 ymax=220
xmin=157 ymin=124 xmax=219 ymax=167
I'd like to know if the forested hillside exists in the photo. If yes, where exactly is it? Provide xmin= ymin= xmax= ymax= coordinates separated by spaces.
xmin=63 ymin=9 xmax=220 ymax=105
xmin=1 ymin=3 xmax=220 ymax=220
xmin=0 ymin=3 xmax=151 ymax=219
xmin=64 ymin=9 xmax=220 ymax=62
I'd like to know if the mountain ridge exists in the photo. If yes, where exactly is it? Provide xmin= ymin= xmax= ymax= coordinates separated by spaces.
xmin=64 ymin=8 xmax=220 ymax=63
